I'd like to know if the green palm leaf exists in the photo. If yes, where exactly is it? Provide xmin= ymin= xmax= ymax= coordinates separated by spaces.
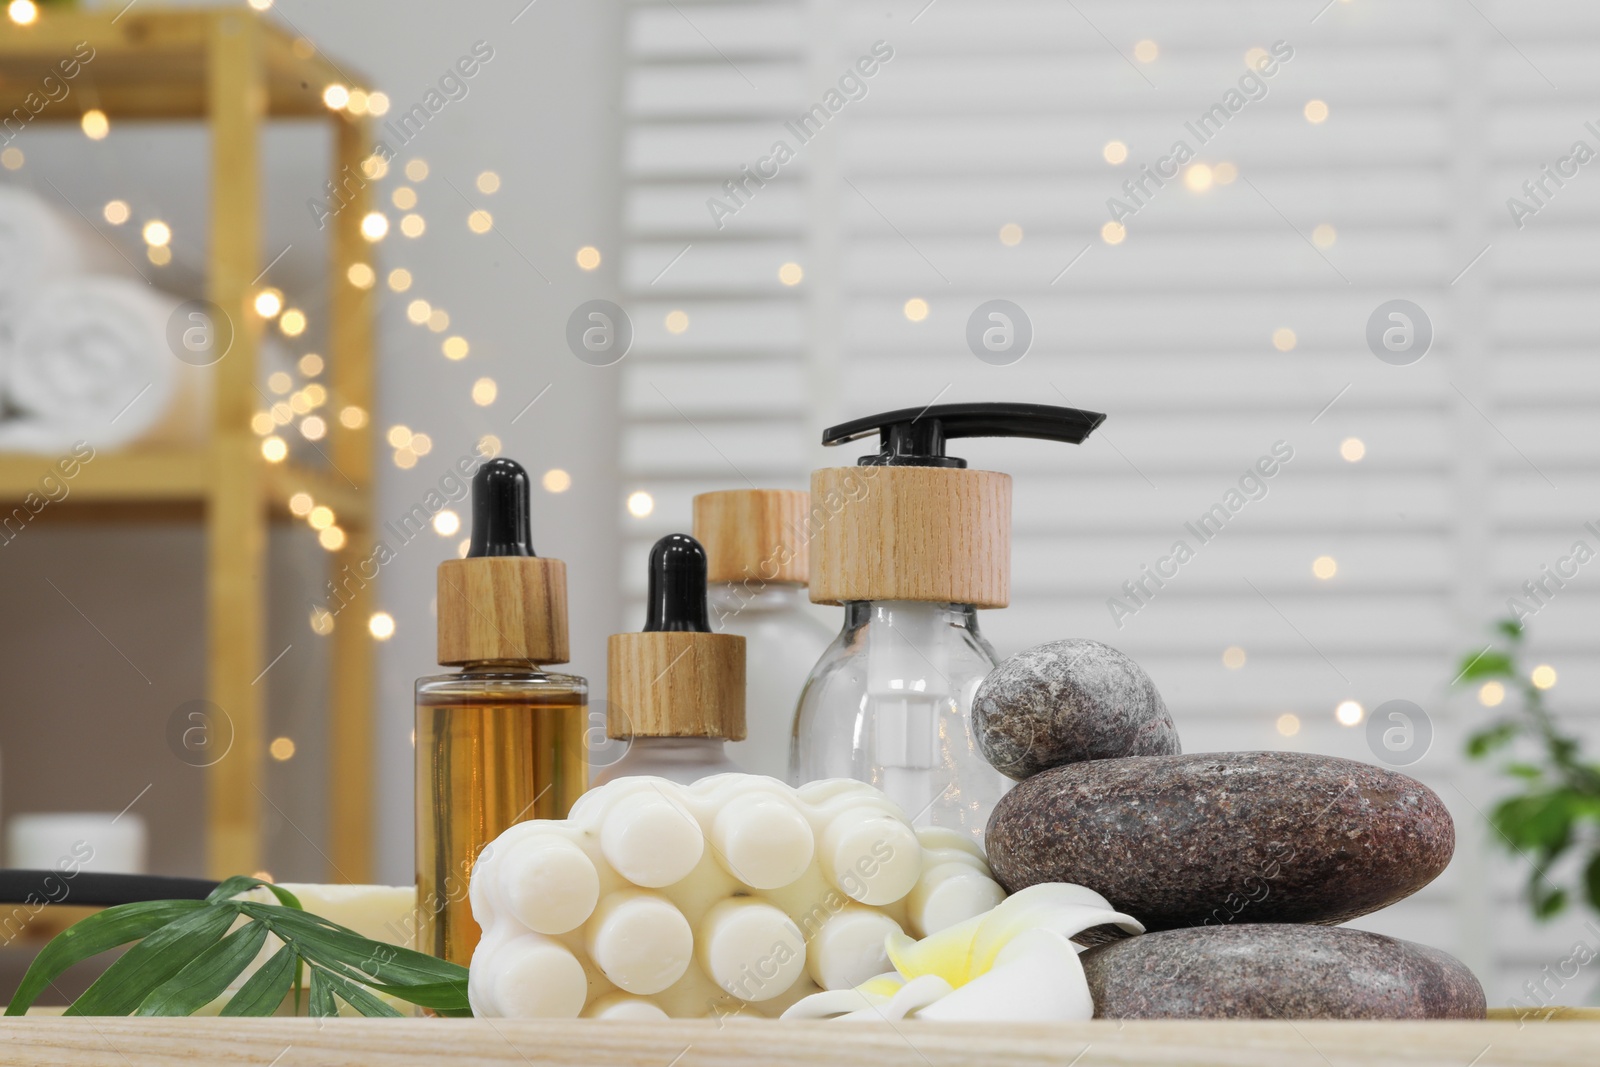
xmin=11 ymin=880 xmax=469 ymax=1018
xmin=67 ymin=904 xmax=239 ymax=1016
xmin=134 ymin=920 xmax=271 ymax=1017
xmin=310 ymin=964 xmax=403 ymax=1018
xmin=307 ymin=967 xmax=338 ymax=1018
xmin=5 ymin=900 xmax=206 ymax=1017
xmin=219 ymin=943 xmax=300 ymax=1017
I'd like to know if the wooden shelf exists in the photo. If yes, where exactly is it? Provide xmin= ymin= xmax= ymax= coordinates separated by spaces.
xmin=0 ymin=7 xmax=361 ymax=120
xmin=0 ymin=452 xmax=371 ymax=525
xmin=0 ymin=7 xmax=378 ymax=882
xmin=0 ymin=451 xmax=206 ymax=503
xmin=0 ymin=1018 xmax=1595 ymax=1067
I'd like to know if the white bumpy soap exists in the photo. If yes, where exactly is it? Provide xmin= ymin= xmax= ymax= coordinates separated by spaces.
xmin=469 ymin=774 xmax=1006 ymax=1019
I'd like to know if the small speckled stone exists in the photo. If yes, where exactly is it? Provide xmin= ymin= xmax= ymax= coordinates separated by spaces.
xmin=972 ymin=639 xmax=1179 ymax=780
xmin=985 ymin=752 xmax=1454 ymax=939
xmin=1082 ymin=925 xmax=1486 ymax=1019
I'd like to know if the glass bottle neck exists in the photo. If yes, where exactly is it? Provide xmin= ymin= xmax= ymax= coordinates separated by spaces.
xmin=456 ymin=659 xmax=547 ymax=675
xmin=842 ymin=600 xmax=999 ymax=684
xmin=843 ymin=600 xmax=985 ymax=633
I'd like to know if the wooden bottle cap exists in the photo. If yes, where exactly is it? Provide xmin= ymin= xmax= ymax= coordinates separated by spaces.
xmin=693 ymin=489 xmax=811 ymax=585
xmin=607 ymin=632 xmax=746 ymax=740
xmin=436 ymin=556 xmax=570 ymax=665
xmin=808 ymin=465 xmax=1011 ymax=608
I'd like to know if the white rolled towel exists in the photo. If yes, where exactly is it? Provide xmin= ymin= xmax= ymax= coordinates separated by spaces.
xmin=0 ymin=185 xmax=120 ymax=317
xmin=0 ymin=276 xmax=207 ymax=454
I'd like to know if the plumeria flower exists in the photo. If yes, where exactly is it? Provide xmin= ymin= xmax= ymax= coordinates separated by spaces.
xmin=783 ymin=883 xmax=1143 ymax=1023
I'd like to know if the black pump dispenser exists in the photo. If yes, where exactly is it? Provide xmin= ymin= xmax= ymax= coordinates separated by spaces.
xmin=643 ymin=533 xmax=712 ymax=633
xmin=822 ymin=402 xmax=1106 ymax=468
xmin=467 ymin=458 xmax=536 ymax=558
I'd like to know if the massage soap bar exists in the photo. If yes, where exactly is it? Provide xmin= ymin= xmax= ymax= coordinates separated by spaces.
xmin=469 ymin=774 xmax=1006 ymax=1019
xmin=196 ymin=883 xmax=418 ymax=1017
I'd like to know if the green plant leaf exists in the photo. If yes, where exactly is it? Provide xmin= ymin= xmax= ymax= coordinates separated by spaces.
xmin=1497 ymin=618 xmax=1526 ymax=640
xmin=67 ymin=903 xmax=239 ymax=1016
xmin=1493 ymin=791 xmax=1577 ymax=853
xmin=25 ymin=878 xmax=467 ymax=1019
xmin=1584 ymin=854 xmax=1600 ymax=914
xmin=134 ymin=920 xmax=270 ymax=1017
xmin=1455 ymin=617 xmax=1600 ymax=929
xmin=357 ymin=980 xmax=472 ymax=1017
xmin=237 ymin=904 xmax=466 ymax=989
xmin=1467 ymin=722 xmax=1517 ymax=759
xmin=1456 ymin=649 xmax=1516 ymax=683
xmin=220 ymin=943 xmax=300 ymax=1018
xmin=307 ymin=967 xmax=338 ymax=1018
xmin=356 ymin=984 xmax=463 ymax=1014
xmin=5 ymin=900 xmax=207 ymax=1017
xmin=1534 ymin=884 xmax=1568 ymax=920
xmin=311 ymin=964 xmax=403 ymax=1018
xmin=209 ymin=876 xmax=303 ymax=911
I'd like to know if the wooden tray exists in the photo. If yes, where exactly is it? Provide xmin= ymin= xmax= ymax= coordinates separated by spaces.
xmin=2 ymin=1017 xmax=1597 ymax=1066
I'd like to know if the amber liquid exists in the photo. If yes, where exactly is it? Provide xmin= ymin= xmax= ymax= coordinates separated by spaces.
xmin=415 ymin=668 xmax=587 ymax=966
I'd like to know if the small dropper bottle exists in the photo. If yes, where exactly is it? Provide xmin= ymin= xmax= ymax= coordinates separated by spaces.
xmin=415 ymin=457 xmax=588 ymax=965
xmin=594 ymin=534 xmax=746 ymax=786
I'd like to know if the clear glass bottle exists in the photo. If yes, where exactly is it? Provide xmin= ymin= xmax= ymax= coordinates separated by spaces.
xmin=791 ymin=402 xmax=1104 ymax=846
xmin=792 ymin=601 xmax=1003 ymax=841
xmin=415 ymin=664 xmax=587 ymax=966
xmin=711 ymin=582 xmax=833 ymax=780
xmin=694 ymin=489 xmax=833 ymax=781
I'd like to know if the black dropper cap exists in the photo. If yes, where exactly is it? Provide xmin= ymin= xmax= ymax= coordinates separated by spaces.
xmin=822 ymin=402 xmax=1106 ymax=468
xmin=643 ymin=533 xmax=712 ymax=633
xmin=467 ymin=458 xmax=536 ymax=558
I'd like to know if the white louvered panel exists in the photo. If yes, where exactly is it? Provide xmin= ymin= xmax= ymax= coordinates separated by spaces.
xmin=841 ymin=115 xmax=1451 ymax=173
xmin=834 ymin=2 xmax=1454 ymax=49
xmin=621 ymin=361 xmax=807 ymax=415
xmin=628 ymin=182 xmax=807 ymax=234
xmin=1009 ymin=474 xmax=1455 ymax=529
xmin=628 ymin=4 xmax=803 ymax=57
xmin=828 ymin=172 xmax=1453 ymax=228
xmin=621 ymin=421 xmax=810 ymax=475
xmin=840 ymin=294 xmax=1455 ymax=350
xmin=626 ymin=63 xmax=808 ymax=117
xmin=622 ymin=0 xmax=1600 ymax=1006
xmin=619 ymin=1 xmax=813 ymax=622
xmin=1012 ymin=533 xmax=1454 ymax=592
xmin=989 ymin=595 xmax=1452 ymax=656
xmin=627 ymin=124 xmax=817 ymax=177
xmin=624 ymin=240 xmax=808 ymax=292
xmin=844 ymin=233 xmax=1458 ymax=288
xmin=853 ymin=354 xmax=1451 ymax=408
xmin=623 ymin=299 xmax=806 ymax=355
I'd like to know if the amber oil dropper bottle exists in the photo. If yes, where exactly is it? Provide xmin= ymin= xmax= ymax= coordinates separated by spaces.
xmin=415 ymin=457 xmax=588 ymax=965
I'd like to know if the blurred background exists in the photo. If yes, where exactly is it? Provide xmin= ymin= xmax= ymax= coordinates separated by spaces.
xmin=0 ymin=0 xmax=1597 ymax=1008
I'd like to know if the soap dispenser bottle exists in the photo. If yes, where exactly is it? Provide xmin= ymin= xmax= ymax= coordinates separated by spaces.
xmin=594 ymin=533 xmax=746 ymax=786
xmin=693 ymin=489 xmax=833 ymax=779
xmin=791 ymin=402 xmax=1105 ymax=843
xmin=415 ymin=457 xmax=588 ymax=965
